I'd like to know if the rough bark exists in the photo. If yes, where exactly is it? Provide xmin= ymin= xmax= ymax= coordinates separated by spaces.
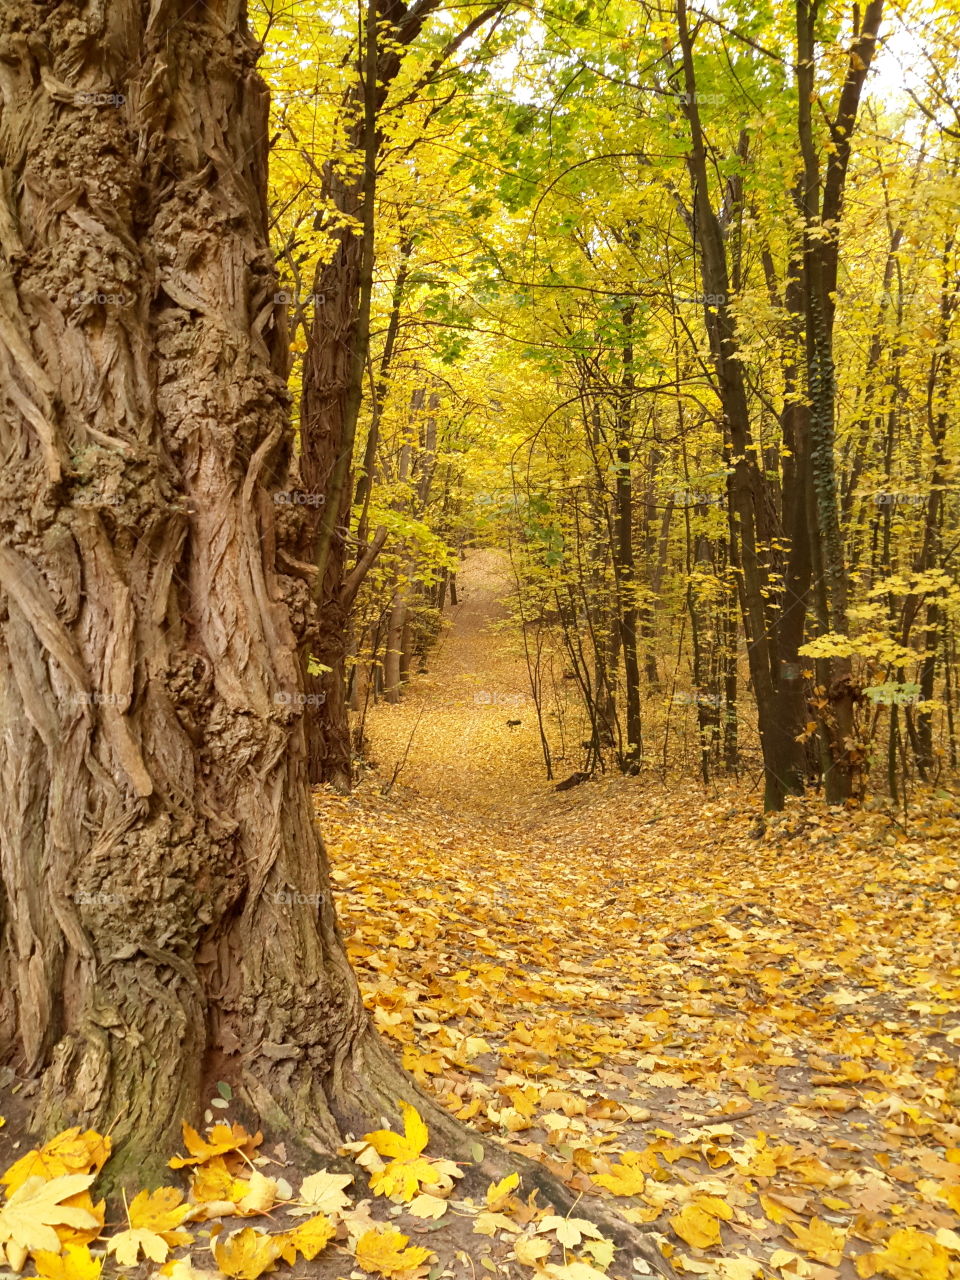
xmin=0 ymin=0 xmax=400 ymax=1184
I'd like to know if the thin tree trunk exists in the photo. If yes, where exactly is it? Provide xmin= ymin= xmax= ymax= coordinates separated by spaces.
xmin=614 ymin=311 xmax=643 ymax=770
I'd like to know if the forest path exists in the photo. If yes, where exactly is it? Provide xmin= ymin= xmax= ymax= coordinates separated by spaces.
xmin=360 ymin=546 xmax=558 ymax=824
xmin=314 ymin=548 xmax=960 ymax=1278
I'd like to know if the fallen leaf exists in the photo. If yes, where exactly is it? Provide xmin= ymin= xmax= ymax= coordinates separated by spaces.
xmin=32 ymin=1245 xmax=102 ymax=1280
xmin=0 ymin=1175 xmax=98 ymax=1254
xmin=353 ymin=1227 xmax=432 ymax=1276
xmin=212 ymin=1228 xmax=280 ymax=1280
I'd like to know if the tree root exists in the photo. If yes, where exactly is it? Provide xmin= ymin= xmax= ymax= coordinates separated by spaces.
xmin=264 ymin=1026 xmax=677 ymax=1279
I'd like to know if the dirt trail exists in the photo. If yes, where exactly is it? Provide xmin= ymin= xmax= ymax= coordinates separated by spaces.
xmin=363 ymin=547 xmax=557 ymax=823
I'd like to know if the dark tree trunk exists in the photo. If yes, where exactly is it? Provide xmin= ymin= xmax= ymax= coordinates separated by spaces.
xmin=795 ymin=0 xmax=883 ymax=803
xmin=676 ymin=1 xmax=791 ymax=809
xmin=0 ymin=0 xmax=390 ymax=1187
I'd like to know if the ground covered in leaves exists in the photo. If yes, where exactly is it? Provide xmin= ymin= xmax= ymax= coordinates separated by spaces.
xmin=0 ymin=554 xmax=957 ymax=1280
xmin=324 ymin=550 xmax=960 ymax=1278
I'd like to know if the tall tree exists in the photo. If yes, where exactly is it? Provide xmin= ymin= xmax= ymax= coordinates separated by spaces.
xmin=296 ymin=0 xmax=505 ymax=788
xmin=0 ymin=8 xmax=670 ymax=1272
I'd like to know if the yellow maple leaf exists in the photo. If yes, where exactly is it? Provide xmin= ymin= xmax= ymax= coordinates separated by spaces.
xmin=105 ymin=1229 xmax=169 ymax=1268
xmin=591 ymin=1163 xmax=645 ymax=1196
xmin=692 ymin=1194 xmax=733 ymax=1222
xmin=760 ymin=1193 xmax=802 ymax=1225
xmin=363 ymin=1104 xmax=461 ymax=1204
xmin=363 ymin=1103 xmax=429 ymax=1162
xmin=669 ymin=1203 xmax=721 ymax=1250
xmin=515 ymin=1236 xmax=553 ymax=1265
xmin=235 ymin=1173 xmax=279 ymax=1217
xmin=106 ymin=1186 xmax=193 ymax=1267
xmin=1 ymin=1132 xmax=111 ymax=1195
xmin=354 ymin=1227 xmax=432 ymax=1276
xmin=788 ymin=1216 xmax=846 ymax=1266
xmin=485 ymin=1171 xmax=519 ymax=1211
xmin=0 ymin=1174 xmax=99 ymax=1254
xmin=169 ymin=1122 xmax=262 ymax=1170
xmin=864 ymin=1228 xmax=951 ymax=1280
xmin=55 ymin=1192 xmax=105 ymax=1248
xmin=32 ymin=1244 xmax=102 ymax=1280
xmin=213 ymin=1228 xmax=281 ymax=1280
xmin=189 ymin=1157 xmax=251 ymax=1218
xmin=275 ymin=1213 xmax=335 ymax=1264
xmin=474 ymin=1211 xmax=520 ymax=1237
xmin=288 ymin=1171 xmax=353 ymax=1218
xmin=622 ymin=1147 xmax=663 ymax=1173
xmin=369 ymin=1156 xmax=441 ymax=1202
xmin=407 ymin=1193 xmax=448 ymax=1220
xmin=127 ymin=1187 xmax=193 ymax=1244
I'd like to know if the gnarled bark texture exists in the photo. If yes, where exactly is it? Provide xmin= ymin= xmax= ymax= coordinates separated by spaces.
xmin=0 ymin=6 xmax=672 ymax=1273
xmin=0 ymin=0 xmax=390 ymax=1185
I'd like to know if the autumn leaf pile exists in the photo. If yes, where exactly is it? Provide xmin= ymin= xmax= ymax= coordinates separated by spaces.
xmin=0 ymin=1101 xmax=633 ymax=1280
xmin=0 ymin=1110 xmax=464 ymax=1279
xmin=320 ymin=766 xmax=960 ymax=1279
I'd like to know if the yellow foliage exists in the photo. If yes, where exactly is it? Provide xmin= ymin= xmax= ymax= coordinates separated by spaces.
xmin=353 ymin=1228 xmax=432 ymax=1276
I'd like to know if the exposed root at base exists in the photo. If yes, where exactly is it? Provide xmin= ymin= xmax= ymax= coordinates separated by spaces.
xmin=245 ymin=1026 xmax=675 ymax=1279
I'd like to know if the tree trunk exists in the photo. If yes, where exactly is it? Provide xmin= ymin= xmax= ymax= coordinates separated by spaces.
xmin=676 ymin=1 xmax=786 ymax=809
xmin=383 ymin=589 xmax=408 ymax=704
xmin=613 ymin=311 xmax=643 ymax=771
xmin=795 ymin=0 xmax=883 ymax=803
xmin=0 ymin=0 xmax=386 ymax=1186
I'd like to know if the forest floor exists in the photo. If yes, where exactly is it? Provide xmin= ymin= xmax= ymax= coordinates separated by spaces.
xmin=3 ymin=554 xmax=956 ymax=1280
xmin=316 ymin=549 xmax=960 ymax=1280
